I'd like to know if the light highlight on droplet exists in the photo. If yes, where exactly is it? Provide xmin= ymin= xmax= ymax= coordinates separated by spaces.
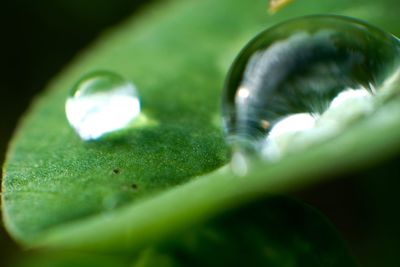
xmin=65 ymin=71 xmax=140 ymax=140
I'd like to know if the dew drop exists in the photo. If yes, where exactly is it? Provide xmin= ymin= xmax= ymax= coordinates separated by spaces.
xmin=66 ymin=71 xmax=141 ymax=141
xmin=222 ymin=15 xmax=400 ymax=162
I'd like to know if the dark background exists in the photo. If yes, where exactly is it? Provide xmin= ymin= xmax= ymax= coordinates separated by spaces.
xmin=0 ymin=0 xmax=151 ymax=265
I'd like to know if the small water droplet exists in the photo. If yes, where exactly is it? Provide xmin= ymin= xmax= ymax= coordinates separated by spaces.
xmin=66 ymin=71 xmax=141 ymax=141
xmin=222 ymin=15 xmax=400 ymax=162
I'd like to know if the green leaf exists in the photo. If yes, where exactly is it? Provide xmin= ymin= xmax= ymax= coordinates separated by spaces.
xmin=2 ymin=0 xmax=400 ymax=252
xmin=162 ymin=196 xmax=358 ymax=267
xmin=14 ymin=197 xmax=357 ymax=267
xmin=14 ymin=252 xmax=134 ymax=267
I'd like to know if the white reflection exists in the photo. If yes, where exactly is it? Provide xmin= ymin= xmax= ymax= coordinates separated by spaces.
xmin=329 ymin=88 xmax=371 ymax=109
xmin=380 ymin=68 xmax=400 ymax=97
xmin=261 ymin=88 xmax=374 ymax=160
xmin=66 ymin=85 xmax=140 ymax=140
xmin=231 ymin=151 xmax=249 ymax=177
xmin=268 ymin=113 xmax=316 ymax=138
xmin=236 ymin=86 xmax=250 ymax=100
xmin=261 ymin=113 xmax=316 ymax=160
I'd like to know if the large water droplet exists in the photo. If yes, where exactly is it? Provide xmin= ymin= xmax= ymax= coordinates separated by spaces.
xmin=222 ymin=15 xmax=400 ymax=161
xmin=66 ymin=71 xmax=141 ymax=141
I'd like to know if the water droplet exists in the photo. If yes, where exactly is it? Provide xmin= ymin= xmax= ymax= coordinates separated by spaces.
xmin=66 ymin=71 xmax=141 ymax=140
xmin=222 ymin=15 xmax=400 ymax=161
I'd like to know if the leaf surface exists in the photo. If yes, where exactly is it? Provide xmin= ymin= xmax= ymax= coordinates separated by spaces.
xmin=2 ymin=0 xmax=400 ymax=251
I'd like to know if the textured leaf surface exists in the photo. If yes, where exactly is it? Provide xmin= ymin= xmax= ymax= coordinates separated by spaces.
xmin=2 ymin=0 xmax=400 ymax=251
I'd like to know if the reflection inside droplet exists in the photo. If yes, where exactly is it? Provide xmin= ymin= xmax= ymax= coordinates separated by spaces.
xmin=65 ymin=71 xmax=141 ymax=141
xmin=222 ymin=15 xmax=400 ymax=166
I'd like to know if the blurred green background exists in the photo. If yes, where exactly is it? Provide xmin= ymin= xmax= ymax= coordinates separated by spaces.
xmin=1 ymin=0 xmax=150 ymax=265
xmin=1 ymin=1 xmax=399 ymax=266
